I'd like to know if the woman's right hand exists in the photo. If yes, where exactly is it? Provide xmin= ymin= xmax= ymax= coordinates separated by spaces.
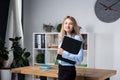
xmin=57 ymin=48 xmax=64 ymax=55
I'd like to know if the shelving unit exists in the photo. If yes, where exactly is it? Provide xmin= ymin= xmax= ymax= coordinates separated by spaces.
xmin=33 ymin=32 xmax=95 ymax=68
xmin=33 ymin=32 xmax=95 ymax=80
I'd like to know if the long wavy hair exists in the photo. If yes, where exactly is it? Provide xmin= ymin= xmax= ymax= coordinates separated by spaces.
xmin=59 ymin=16 xmax=82 ymax=42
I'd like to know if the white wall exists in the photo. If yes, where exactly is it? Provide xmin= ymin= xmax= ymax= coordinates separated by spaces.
xmin=23 ymin=0 xmax=120 ymax=80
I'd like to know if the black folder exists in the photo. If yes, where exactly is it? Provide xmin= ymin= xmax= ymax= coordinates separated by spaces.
xmin=57 ymin=36 xmax=82 ymax=64
xmin=61 ymin=36 xmax=82 ymax=54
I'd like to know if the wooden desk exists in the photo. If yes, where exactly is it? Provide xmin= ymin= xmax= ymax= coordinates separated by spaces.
xmin=11 ymin=65 xmax=116 ymax=80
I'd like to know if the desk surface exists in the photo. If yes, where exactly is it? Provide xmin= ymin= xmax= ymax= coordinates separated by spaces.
xmin=11 ymin=65 xmax=116 ymax=80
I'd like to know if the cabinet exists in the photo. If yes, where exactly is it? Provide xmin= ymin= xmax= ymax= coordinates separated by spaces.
xmin=33 ymin=32 xmax=95 ymax=68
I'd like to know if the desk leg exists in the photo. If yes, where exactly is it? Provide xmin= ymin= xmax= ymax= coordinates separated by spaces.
xmin=105 ymin=78 xmax=110 ymax=80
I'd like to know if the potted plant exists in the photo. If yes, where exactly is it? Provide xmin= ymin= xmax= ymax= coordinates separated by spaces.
xmin=9 ymin=37 xmax=31 ymax=80
xmin=0 ymin=37 xmax=9 ymax=68
xmin=57 ymin=23 xmax=62 ymax=32
xmin=36 ymin=52 xmax=44 ymax=63
xmin=43 ymin=23 xmax=54 ymax=32
xmin=0 ymin=37 xmax=11 ymax=80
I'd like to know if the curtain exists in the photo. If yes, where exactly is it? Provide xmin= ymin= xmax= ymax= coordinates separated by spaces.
xmin=0 ymin=0 xmax=10 ymax=41
xmin=5 ymin=0 xmax=23 ymax=67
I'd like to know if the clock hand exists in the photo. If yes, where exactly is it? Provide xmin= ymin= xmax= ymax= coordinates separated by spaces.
xmin=99 ymin=2 xmax=113 ymax=10
xmin=106 ymin=0 xmax=120 ymax=13
xmin=99 ymin=0 xmax=120 ymax=11
xmin=108 ymin=0 xmax=120 ymax=8
xmin=110 ymin=8 xmax=120 ymax=13
xmin=99 ymin=2 xmax=109 ymax=10
xmin=99 ymin=2 xmax=120 ymax=13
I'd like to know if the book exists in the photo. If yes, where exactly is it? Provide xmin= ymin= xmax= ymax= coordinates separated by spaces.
xmin=41 ymin=34 xmax=45 ymax=48
xmin=37 ymin=34 xmax=41 ymax=49
xmin=57 ymin=36 xmax=82 ymax=64
xmin=39 ymin=64 xmax=52 ymax=69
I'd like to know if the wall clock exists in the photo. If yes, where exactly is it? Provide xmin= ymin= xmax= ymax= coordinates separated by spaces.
xmin=95 ymin=0 xmax=120 ymax=23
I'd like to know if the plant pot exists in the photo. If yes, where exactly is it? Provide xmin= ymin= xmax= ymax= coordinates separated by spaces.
xmin=43 ymin=24 xmax=54 ymax=32
xmin=0 ymin=60 xmax=9 ymax=68
xmin=1 ymin=68 xmax=11 ymax=80
xmin=45 ymin=27 xmax=52 ymax=32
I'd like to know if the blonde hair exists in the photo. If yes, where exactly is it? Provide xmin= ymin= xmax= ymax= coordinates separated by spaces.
xmin=59 ymin=16 xmax=82 ymax=42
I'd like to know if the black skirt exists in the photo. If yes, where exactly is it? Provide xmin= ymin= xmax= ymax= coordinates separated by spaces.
xmin=58 ymin=64 xmax=76 ymax=80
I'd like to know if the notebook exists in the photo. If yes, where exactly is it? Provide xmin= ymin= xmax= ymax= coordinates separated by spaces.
xmin=57 ymin=36 xmax=82 ymax=64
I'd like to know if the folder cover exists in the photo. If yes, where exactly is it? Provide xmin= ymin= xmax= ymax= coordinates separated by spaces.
xmin=57 ymin=36 xmax=82 ymax=64
xmin=61 ymin=36 xmax=82 ymax=54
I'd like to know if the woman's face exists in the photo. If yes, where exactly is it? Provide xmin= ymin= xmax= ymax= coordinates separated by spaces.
xmin=63 ymin=18 xmax=74 ymax=34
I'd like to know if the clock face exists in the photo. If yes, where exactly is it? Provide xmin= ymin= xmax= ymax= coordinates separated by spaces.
xmin=95 ymin=0 xmax=120 ymax=23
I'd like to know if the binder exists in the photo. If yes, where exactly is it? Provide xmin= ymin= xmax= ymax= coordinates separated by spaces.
xmin=57 ymin=36 xmax=82 ymax=64
xmin=61 ymin=36 xmax=82 ymax=54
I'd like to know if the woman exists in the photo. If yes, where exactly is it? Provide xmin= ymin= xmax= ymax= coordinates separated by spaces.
xmin=57 ymin=16 xmax=83 ymax=80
